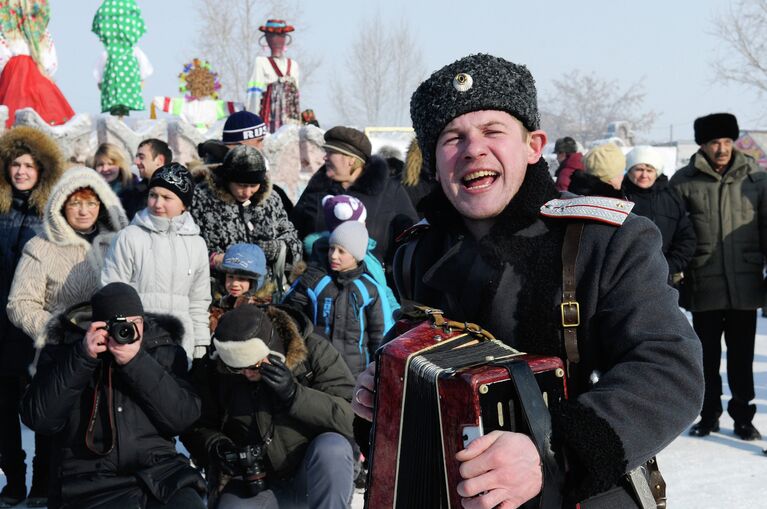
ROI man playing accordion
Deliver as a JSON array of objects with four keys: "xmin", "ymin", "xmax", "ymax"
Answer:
[{"xmin": 352, "ymin": 54, "xmax": 703, "ymax": 508}]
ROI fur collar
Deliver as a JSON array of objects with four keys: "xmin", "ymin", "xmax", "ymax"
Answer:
[
  {"xmin": 263, "ymin": 305, "xmax": 310, "ymax": 371},
  {"xmin": 308, "ymin": 156, "xmax": 390, "ymax": 196},
  {"xmin": 42, "ymin": 167, "xmax": 128, "ymax": 247},
  {"xmin": 203, "ymin": 169, "xmax": 272, "ymax": 207},
  {"xmin": 0, "ymin": 126, "xmax": 65, "ymax": 217}
]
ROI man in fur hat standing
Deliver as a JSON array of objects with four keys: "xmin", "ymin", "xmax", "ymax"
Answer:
[
  {"xmin": 671, "ymin": 113, "xmax": 767, "ymax": 442},
  {"xmin": 352, "ymin": 54, "xmax": 703, "ymax": 508}
]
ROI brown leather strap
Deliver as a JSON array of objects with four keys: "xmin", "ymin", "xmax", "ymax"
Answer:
[{"xmin": 561, "ymin": 223, "xmax": 584, "ymax": 367}]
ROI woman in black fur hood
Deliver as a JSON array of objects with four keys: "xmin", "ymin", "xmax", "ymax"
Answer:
[{"xmin": 290, "ymin": 126, "xmax": 418, "ymax": 268}]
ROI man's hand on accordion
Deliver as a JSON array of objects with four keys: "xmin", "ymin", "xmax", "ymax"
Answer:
[
  {"xmin": 351, "ymin": 361, "xmax": 376, "ymax": 421},
  {"xmin": 455, "ymin": 430, "xmax": 542, "ymax": 509}
]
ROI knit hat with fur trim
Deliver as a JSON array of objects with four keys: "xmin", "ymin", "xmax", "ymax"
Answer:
[
  {"xmin": 218, "ymin": 144, "xmax": 268, "ymax": 185},
  {"xmin": 148, "ymin": 163, "xmax": 195, "ymax": 207},
  {"xmin": 626, "ymin": 145, "xmax": 665, "ymax": 175},
  {"xmin": 213, "ymin": 305, "xmax": 285, "ymax": 368},
  {"xmin": 322, "ymin": 194, "xmax": 367, "ymax": 231},
  {"xmin": 694, "ymin": 113, "xmax": 739, "ymax": 145},
  {"xmin": 584, "ymin": 143, "xmax": 626, "ymax": 184},
  {"xmin": 323, "ymin": 126, "xmax": 371, "ymax": 163},
  {"xmin": 410, "ymin": 53, "xmax": 540, "ymax": 174},
  {"xmin": 329, "ymin": 220, "xmax": 369, "ymax": 262}
]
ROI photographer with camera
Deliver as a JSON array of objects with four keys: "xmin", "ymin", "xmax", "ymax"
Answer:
[
  {"xmin": 181, "ymin": 304, "xmax": 356, "ymax": 509},
  {"xmin": 20, "ymin": 282, "xmax": 206, "ymax": 509}
]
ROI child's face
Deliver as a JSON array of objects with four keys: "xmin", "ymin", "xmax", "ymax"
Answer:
[
  {"xmin": 329, "ymin": 244, "xmax": 358, "ymax": 272},
  {"xmin": 225, "ymin": 274, "xmax": 253, "ymax": 297}
]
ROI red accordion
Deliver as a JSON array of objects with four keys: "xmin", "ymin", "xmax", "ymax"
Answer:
[{"xmin": 365, "ymin": 312, "xmax": 568, "ymax": 509}]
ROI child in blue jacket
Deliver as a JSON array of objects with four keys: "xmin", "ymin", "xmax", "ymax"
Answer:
[{"xmin": 286, "ymin": 221, "xmax": 393, "ymax": 377}]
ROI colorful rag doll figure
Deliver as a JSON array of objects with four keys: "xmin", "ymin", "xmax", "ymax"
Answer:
[
  {"xmin": 91, "ymin": 0, "xmax": 147, "ymax": 116},
  {"xmin": 0, "ymin": 0, "xmax": 74, "ymax": 128},
  {"xmin": 151, "ymin": 58, "xmax": 244, "ymax": 131},
  {"xmin": 245, "ymin": 19, "xmax": 300, "ymax": 132}
]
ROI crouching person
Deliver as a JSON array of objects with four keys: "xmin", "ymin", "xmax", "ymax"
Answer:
[
  {"xmin": 20, "ymin": 283, "xmax": 206, "ymax": 509},
  {"xmin": 181, "ymin": 304, "xmax": 356, "ymax": 509}
]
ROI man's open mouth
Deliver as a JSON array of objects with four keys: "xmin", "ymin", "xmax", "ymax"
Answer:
[{"xmin": 462, "ymin": 170, "xmax": 499, "ymax": 190}]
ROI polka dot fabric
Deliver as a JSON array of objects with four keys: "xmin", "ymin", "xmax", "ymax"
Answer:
[{"xmin": 91, "ymin": 0, "xmax": 147, "ymax": 114}]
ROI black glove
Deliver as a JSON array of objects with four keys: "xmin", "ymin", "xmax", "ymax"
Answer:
[
  {"xmin": 210, "ymin": 437, "xmax": 238, "ymax": 476},
  {"xmin": 260, "ymin": 354, "xmax": 296, "ymax": 405}
]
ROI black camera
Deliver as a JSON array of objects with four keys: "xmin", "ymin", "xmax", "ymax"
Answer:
[
  {"xmin": 106, "ymin": 316, "xmax": 139, "ymax": 344},
  {"xmin": 223, "ymin": 444, "xmax": 268, "ymax": 496}
]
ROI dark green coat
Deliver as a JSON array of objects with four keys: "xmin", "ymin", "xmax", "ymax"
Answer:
[
  {"xmin": 181, "ymin": 305, "xmax": 355, "ymax": 480},
  {"xmin": 670, "ymin": 150, "xmax": 767, "ymax": 311}
]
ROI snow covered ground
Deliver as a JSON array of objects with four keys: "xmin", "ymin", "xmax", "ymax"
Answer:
[{"xmin": 4, "ymin": 313, "xmax": 767, "ymax": 508}]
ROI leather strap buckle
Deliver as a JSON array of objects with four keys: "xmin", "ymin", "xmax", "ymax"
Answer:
[{"xmin": 560, "ymin": 301, "xmax": 580, "ymax": 328}]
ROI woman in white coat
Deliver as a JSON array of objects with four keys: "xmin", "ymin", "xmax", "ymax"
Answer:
[
  {"xmin": 101, "ymin": 163, "xmax": 211, "ymax": 360},
  {"xmin": 8, "ymin": 166, "xmax": 129, "ymax": 351}
]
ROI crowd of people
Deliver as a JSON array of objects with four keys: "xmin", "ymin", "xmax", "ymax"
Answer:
[{"xmin": 0, "ymin": 51, "xmax": 762, "ymax": 509}]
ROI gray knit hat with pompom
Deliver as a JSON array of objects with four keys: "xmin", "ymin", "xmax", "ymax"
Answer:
[{"xmin": 409, "ymin": 53, "xmax": 540, "ymax": 174}]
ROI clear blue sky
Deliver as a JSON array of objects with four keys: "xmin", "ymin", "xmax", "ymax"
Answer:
[{"xmin": 49, "ymin": 0, "xmax": 759, "ymax": 142}]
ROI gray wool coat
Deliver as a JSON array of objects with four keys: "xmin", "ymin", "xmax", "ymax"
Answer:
[
  {"xmin": 670, "ymin": 149, "xmax": 767, "ymax": 311},
  {"xmin": 394, "ymin": 163, "xmax": 703, "ymax": 506}
]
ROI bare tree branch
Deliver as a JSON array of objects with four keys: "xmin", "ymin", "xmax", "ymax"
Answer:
[
  {"xmin": 330, "ymin": 15, "xmax": 426, "ymax": 127},
  {"xmin": 710, "ymin": 0, "xmax": 767, "ymax": 98},
  {"xmin": 540, "ymin": 70, "xmax": 657, "ymax": 143}
]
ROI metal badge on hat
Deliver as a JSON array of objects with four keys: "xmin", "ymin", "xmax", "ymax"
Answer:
[{"xmin": 453, "ymin": 73, "xmax": 473, "ymax": 92}]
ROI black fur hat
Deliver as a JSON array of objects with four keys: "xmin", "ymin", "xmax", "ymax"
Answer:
[
  {"xmin": 410, "ymin": 53, "xmax": 540, "ymax": 174},
  {"xmin": 694, "ymin": 113, "xmax": 740, "ymax": 145},
  {"xmin": 218, "ymin": 144, "xmax": 268, "ymax": 184}
]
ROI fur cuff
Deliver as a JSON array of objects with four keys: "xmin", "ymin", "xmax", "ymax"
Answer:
[{"xmin": 551, "ymin": 399, "xmax": 627, "ymax": 501}]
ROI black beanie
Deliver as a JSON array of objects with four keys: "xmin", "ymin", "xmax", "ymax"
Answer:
[
  {"xmin": 218, "ymin": 144, "xmax": 268, "ymax": 185},
  {"xmin": 148, "ymin": 163, "xmax": 195, "ymax": 207},
  {"xmin": 694, "ymin": 113, "xmax": 740, "ymax": 145},
  {"xmin": 91, "ymin": 282, "xmax": 144, "ymax": 321},
  {"xmin": 410, "ymin": 53, "xmax": 540, "ymax": 174}
]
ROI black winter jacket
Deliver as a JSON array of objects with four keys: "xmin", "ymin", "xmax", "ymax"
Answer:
[
  {"xmin": 622, "ymin": 175, "xmax": 696, "ymax": 276},
  {"xmin": 0, "ymin": 192, "xmax": 43, "ymax": 375},
  {"xmin": 291, "ymin": 156, "xmax": 418, "ymax": 267},
  {"xmin": 568, "ymin": 170, "xmax": 623, "ymax": 198},
  {"xmin": 284, "ymin": 262, "xmax": 387, "ymax": 377},
  {"xmin": 181, "ymin": 305, "xmax": 355, "ymax": 481},
  {"xmin": 21, "ymin": 308, "xmax": 205, "ymax": 508},
  {"xmin": 394, "ymin": 162, "xmax": 703, "ymax": 507}
]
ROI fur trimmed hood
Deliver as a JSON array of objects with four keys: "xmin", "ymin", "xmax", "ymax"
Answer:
[
  {"xmin": 307, "ymin": 155, "xmax": 390, "ymax": 197},
  {"xmin": 0, "ymin": 126, "xmax": 65, "ymax": 217},
  {"xmin": 262, "ymin": 305, "xmax": 310, "ymax": 371},
  {"xmin": 211, "ymin": 304, "xmax": 311, "ymax": 372},
  {"xmin": 42, "ymin": 166, "xmax": 129, "ymax": 247},
  {"xmin": 203, "ymin": 166, "xmax": 273, "ymax": 208}
]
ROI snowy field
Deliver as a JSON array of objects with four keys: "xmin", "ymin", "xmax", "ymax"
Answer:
[{"xmin": 4, "ymin": 312, "xmax": 767, "ymax": 508}]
